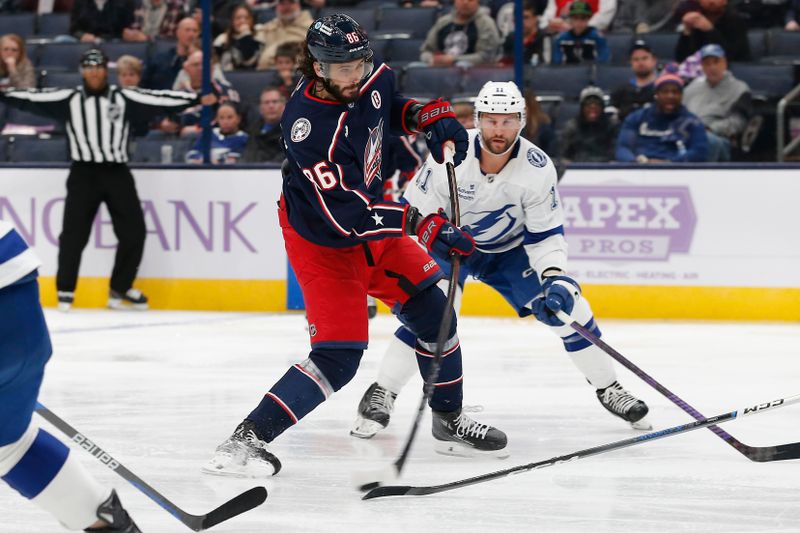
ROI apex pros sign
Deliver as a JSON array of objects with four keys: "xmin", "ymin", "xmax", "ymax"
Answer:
[{"xmin": 559, "ymin": 186, "xmax": 696, "ymax": 261}]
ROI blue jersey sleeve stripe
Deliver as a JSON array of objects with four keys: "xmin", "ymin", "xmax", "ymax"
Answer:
[
  {"xmin": 0, "ymin": 228, "xmax": 29, "ymax": 264},
  {"xmin": 523, "ymin": 225, "xmax": 564, "ymax": 245},
  {"xmin": 2, "ymin": 429, "xmax": 69, "ymax": 499}
]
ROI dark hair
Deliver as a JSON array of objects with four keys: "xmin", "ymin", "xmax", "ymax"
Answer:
[
  {"xmin": 224, "ymin": 4, "xmax": 255, "ymax": 48},
  {"xmin": 522, "ymin": 1, "xmax": 538, "ymax": 15},
  {"xmin": 523, "ymin": 89, "xmax": 550, "ymax": 139},
  {"xmin": 218, "ymin": 101, "xmax": 241, "ymax": 117},
  {"xmin": 297, "ymin": 41, "xmax": 318, "ymax": 80},
  {"xmin": 261, "ymin": 86, "xmax": 286, "ymax": 100},
  {"xmin": 275, "ymin": 41, "xmax": 301, "ymax": 61}
]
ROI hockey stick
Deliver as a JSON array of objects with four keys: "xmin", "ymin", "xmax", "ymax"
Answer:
[
  {"xmin": 362, "ymin": 391, "xmax": 800, "ymax": 499},
  {"xmin": 34, "ymin": 402, "xmax": 267, "ymax": 531},
  {"xmin": 355, "ymin": 150, "xmax": 461, "ymax": 491},
  {"xmin": 555, "ymin": 310, "xmax": 800, "ymax": 462}
]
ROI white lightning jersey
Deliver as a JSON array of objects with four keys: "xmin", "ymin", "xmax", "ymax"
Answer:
[
  {"xmin": 404, "ymin": 130, "xmax": 567, "ymax": 278},
  {"xmin": 0, "ymin": 220, "xmax": 40, "ymax": 290}
]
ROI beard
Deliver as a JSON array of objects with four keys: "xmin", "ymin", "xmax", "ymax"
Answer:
[
  {"xmin": 485, "ymin": 136, "xmax": 515, "ymax": 155},
  {"xmin": 321, "ymin": 78, "xmax": 361, "ymax": 104}
]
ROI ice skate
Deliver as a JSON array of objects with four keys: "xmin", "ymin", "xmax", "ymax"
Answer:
[
  {"xmin": 367, "ymin": 296, "xmax": 378, "ymax": 319},
  {"xmin": 202, "ymin": 420, "xmax": 282, "ymax": 478},
  {"xmin": 432, "ymin": 408, "xmax": 509, "ymax": 458},
  {"xmin": 57, "ymin": 291, "xmax": 74, "ymax": 312},
  {"xmin": 108, "ymin": 288, "xmax": 149, "ymax": 311},
  {"xmin": 350, "ymin": 382, "xmax": 396, "ymax": 439},
  {"xmin": 596, "ymin": 381, "xmax": 651, "ymax": 430},
  {"xmin": 84, "ymin": 490, "xmax": 141, "ymax": 532}
]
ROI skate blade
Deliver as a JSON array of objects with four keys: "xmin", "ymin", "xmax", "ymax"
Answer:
[
  {"xmin": 200, "ymin": 459, "xmax": 276, "ymax": 478},
  {"xmin": 350, "ymin": 417, "xmax": 385, "ymax": 439},
  {"xmin": 630, "ymin": 417, "xmax": 653, "ymax": 431},
  {"xmin": 108, "ymin": 300, "xmax": 149, "ymax": 311},
  {"xmin": 433, "ymin": 440, "xmax": 510, "ymax": 459}
]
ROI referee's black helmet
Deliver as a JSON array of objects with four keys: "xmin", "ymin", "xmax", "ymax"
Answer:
[
  {"xmin": 80, "ymin": 48, "xmax": 108, "ymax": 68},
  {"xmin": 306, "ymin": 14, "xmax": 372, "ymax": 63}
]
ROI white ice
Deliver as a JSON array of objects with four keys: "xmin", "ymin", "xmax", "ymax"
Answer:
[{"xmin": 1, "ymin": 310, "xmax": 799, "ymax": 533}]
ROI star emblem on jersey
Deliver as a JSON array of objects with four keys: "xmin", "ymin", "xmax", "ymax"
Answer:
[
  {"xmin": 371, "ymin": 212, "xmax": 384, "ymax": 226},
  {"xmin": 291, "ymin": 118, "xmax": 311, "ymax": 142}
]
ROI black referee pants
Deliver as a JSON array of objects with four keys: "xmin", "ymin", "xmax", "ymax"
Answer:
[{"xmin": 56, "ymin": 162, "xmax": 146, "ymax": 295}]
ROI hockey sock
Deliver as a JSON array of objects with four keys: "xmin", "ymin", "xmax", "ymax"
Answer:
[
  {"xmin": 375, "ymin": 327, "xmax": 418, "ymax": 394},
  {"xmin": 0, "ymin": 424, "xmax": 110, "ymax": 530},
  {"xmin": 248, "ymin": 349, "xmax": 362, "ymax": 441}
]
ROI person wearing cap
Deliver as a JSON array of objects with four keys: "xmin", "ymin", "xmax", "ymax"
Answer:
[
  {"xmin": 675, "ymin": 0, "xmax": 750, "ymax": 63},
  {"xmin": 255, "ymin": 0, "xmax": 314, "ymax": 70},
  {"xmin": 539, "ymin": 0, "xmax": 618, "ymax": 33},
  {"xmin": 682, "ymin": 43, "xmax": 752, "ymax": 162},
  {"xmin": 615, "ymin": 70, "xmax": 709, "ymax": 163},
  {"xmin": 0, "ymin": 49, "xmax": 215, "ymax": 311},
  {"xmin": 610, "ymin": 39, "xmax": 658, "ymax": 121},
  {"xmin": 420, "ymin": 0, "xmax": 502, "ymax": 67},
  {"xmin": 499, "ymin": 1, "xmax": 546, "ymax": 67},
  {"xmin": 551, "ymin": 1, "xmax": 610, "ymax": 65},
  {"xmin": 561, "ymin": 85, "xmax": 618, "ymax": 163}
]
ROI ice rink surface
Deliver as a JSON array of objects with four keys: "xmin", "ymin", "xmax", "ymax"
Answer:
[{"xmin": 2, "ymin": 309, "xmax": 799, "ymax": 533}]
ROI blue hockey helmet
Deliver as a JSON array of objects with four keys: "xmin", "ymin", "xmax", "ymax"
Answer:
[{"xmin": 306, "ymin": 14, "xmax": 372, "ymax": 65}]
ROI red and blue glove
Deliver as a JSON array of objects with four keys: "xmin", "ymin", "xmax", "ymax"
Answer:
[
  {"xmin": 531, "ymin": 275, "xmax": 581, "ymax": 326},
  {"xmin": 417, "ymin": 99, "xmax": 469, "ymax": 166},
  {"xmin": 416, "ymin": 208, "xmax": 475, "ymax": 260}
]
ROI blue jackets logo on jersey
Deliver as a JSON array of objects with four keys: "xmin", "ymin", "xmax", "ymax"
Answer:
[
  {"xmin": 363, "ymin": 118, "xmax": 384, "ymax": 187},
  {"xmin": 291, "ymin": 118, "xmax": 312, "ymax": 142}
]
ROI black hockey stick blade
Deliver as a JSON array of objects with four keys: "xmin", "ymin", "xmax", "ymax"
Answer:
[
  {"xmin": 35, "ymin": 402, "xmax": 268, "ymax": 530},
  {"xmin": 556, "ymin": 311, "xmax": 800, "ymax": 463},
  {"xmin": 362, "ymin": 392, "xmax": 800, "ymax": 499}
]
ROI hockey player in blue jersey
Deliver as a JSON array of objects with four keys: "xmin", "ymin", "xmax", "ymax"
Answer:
[
  {"xmin": 351, "ymin": 81, "xmax": 652, "ymax": 439},
  {"xmin": 204, "ymin": 14, "xmax": 508, "ymax": 477},
  {"xmin": 0, "ymin": 221, "xmax": 140, "ymax": 532}
]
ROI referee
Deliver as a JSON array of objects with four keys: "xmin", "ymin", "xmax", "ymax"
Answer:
[{"xmin": 0, "ymin": 49, "xmax": 215, "ymax": 311}]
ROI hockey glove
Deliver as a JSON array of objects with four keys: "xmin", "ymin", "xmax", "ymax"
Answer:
[
  {"xmin": 416, "ymin": 209, "xmax": 475, "ymax": 260},
  {"xmin": 417, "ymin": 99, "xmax": 469, "ymax": 166},
  {"xmin": 531, "ymin": 275, "xmax": 581, "ymax": 327}
]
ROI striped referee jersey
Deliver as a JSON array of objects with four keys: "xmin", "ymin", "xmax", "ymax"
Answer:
[{"xmin": 0, "ymin": 85, "xmax": 198, "ymax": 163}]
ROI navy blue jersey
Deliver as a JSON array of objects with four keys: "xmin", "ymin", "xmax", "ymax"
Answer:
[{"xmin": 281, "ymin": 63, "xmax": 418, "ymax": 248}]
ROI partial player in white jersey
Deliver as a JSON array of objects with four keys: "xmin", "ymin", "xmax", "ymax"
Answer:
[
  {"xmin": 351, "ymin": 82, "xmax": 651, "ymax": 442},
  {"xmin": 0, "ymin": 221, "xmax": 140, "ymax": 531}
]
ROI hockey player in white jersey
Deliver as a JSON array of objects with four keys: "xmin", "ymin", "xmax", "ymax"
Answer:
[{"xmin": 351, "ymin": 81, "xmax": 651, "ymax": 441}]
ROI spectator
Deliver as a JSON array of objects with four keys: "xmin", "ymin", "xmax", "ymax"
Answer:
[
  {"xmin": 186, "ymin": 102, "xmax": 248, "ymax": 164},
  {"xmin": 616, "ymin": 71, "xmax": 708, "ymax": 163},
  {"xmin": 499, "ymin": 1, "xmax": 545, "ymax": 66},
  {"xmin": 453, "ymin": 100, "xmax": 475, "ymax": 129},
  {"xmin": 420, "ymin": 0, "xmax": 502, "ymax": 67},
  {"xmin": 130, "ymin": 0, "xmax": 189, "ymax": 40},
  {"xmin": 610, "ymin": 39, "xmax": 658, "ymax": 121},
  {"xmin": 561, "ymin": 86, "xmax": 617, "ymax": 162},
  {"xmin": 400, "ymin": 0, "xmax": 443, "ymax": 7},
  {"xmin": 735, "ymin": 0, "xmax": 790, "ymax": 28},
  {"xmin": 522, "ymin": 89, "xmax": 558, "ymax": 157},
  {"xmin": 551, "ymin": 1, "xmax": 610, "ymax": 65},
  {"xmin": 273, "ymin": 41, "xmax": 301, "ymax": 99},
  {"xmin": 142, "ymin": 16, "xmax": 199, "ymax": 89},
  {"xmin": 787, "ymin": 0, "xmax": 800, "ymax": 29},
  {"xmin": 682, "ymin": 44, "xmax": 751, "ymax": 161},
  {"xmin": 0, "ymin": 34, "xmax": 35, "ymax": 89},
  {"xmin": 242, "ymin": 87, "xmax": 285, "ymax": 163},
  {"xmin": 540, "ymin": 0, "xmax": 618, "ymax": 32},
  {"xmin": 116, "ymin": 55, "xmax": 142, "ymax": 88},
  {"xmin": 214, "ymin": 4, "xmax": 264, "ymax": 71},
  {"xmin": 613, "ymin": 0, "xmax": 675, "ymax": 33},
  {"xmin": 170, "ymin": 49, "xmax": 238, "ymax": 136},
  {"xmin": 70, "ymin": 0, "xmax": 138, "ymax": 43},
  {"xmin": 675, "ymin": 0, "xmax": 750, "ymax": 62},
  {"xmin": 255, "ymin": 0, "xmax": 313, "ymax": 70}
]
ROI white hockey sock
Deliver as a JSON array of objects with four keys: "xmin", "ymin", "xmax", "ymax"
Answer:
[
  {"xmin": 0, "ymin": 424, "xmax": 110, "ymax": 530},
  {"xmin": 376, "ymin": 332, "xmax": 418, "ymax": 394},
  {"xmin": 567, "ymin": 344, "xmax": 616, "ymax": 389}
]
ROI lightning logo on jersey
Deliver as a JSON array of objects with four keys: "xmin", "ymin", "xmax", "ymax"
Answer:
[
  {"xmin": 363, "ymin": 118, "xmax": 384, "ymax": 187},
  {"xmin": 464, "ymin": 204, "xmax": 518, "ymax": 248}
]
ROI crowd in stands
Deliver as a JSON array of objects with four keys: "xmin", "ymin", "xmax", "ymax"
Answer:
[{"xmin": 0, "ymin": 0, "xmax": 798, "ymax": 166}]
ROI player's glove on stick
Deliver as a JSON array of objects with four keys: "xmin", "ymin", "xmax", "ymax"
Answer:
[
  {"xmin": 417, "ymin": 99, "xmax": 469, "ymax": 166},
  {"xmin": 532, "ymin": 275, "xmax": 581, "ymax": 326},
  {"xmin": 415, "ymin": 208, "xmax": 475, "ymax": 260}
]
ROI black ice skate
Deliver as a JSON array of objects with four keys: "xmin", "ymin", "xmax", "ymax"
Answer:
[
  {"xmin": 596, "ymin": 381, "xmax": 652, "ymax": 430},
  {"xmin": 432, "ymin": 408, "xmax": 509, "ymax": 458},
  {"xmin": 367, "ymin": 296, "xmax": 378, "ymax": 319},
  {"xmin": 84, "ymin": 490, "xmax": 141, "ymax": 533},
  {"xmin": 202, "ymin": 420, "xmax": 282, "ymax": 478},
  {"xmin": 108, "ymin": 288, "xmax": 149, "ymax": 311},
  {"xmin": 350, "ymin": 382, "xmax": 397, "ymax": 439},
  {"xmin": 57, "ymin": 290, "xmax": 74, "ymax": 312}
]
